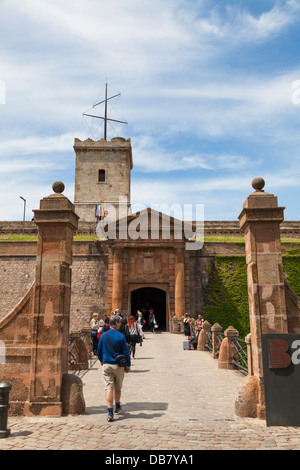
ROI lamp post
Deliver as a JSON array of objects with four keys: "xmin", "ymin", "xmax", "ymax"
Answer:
[{"xmin": 19, "ymin": 196, "xmax": 26, "ymax": 235}]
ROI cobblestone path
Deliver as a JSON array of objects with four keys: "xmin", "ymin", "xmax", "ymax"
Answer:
[{"xmin": 1, "ymin": 332, "xmax": 300, "ymax": 451}]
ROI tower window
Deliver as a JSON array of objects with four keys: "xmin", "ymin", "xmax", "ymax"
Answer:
[{"xmin": 98, "ymin": 169, "xmax": 106, "ymax": 183}]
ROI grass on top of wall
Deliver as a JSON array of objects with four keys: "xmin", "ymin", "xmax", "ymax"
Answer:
[
  {"xmin": 1, "ymin": 232, "xmax": 300, "ymax": 244},
  {"xmin": 0, "ymin": 234, "xmax": 102, "ymax": 241}
]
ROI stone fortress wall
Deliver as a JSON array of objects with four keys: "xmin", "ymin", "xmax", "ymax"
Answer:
[
  {"xmin": 1, "ymin": 220, "xmax": 300, "ymax": 332},
  {"xmin": 1, "ymin": 219, "xmax": 300, "ymax": 237}
]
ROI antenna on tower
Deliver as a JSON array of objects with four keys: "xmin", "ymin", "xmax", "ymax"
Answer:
[{"xmin": 83, "ymin": 83, "xmax": 128, "ymax": 140}]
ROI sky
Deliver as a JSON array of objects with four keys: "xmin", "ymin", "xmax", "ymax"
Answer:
[{"xmin": 0, "ymin": 0, "xmax": 300, "ymax": 221}]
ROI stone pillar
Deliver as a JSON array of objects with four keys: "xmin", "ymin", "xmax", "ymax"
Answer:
[
  {"xmin": 218, "ymin": 326, "xmax": 239, "ymax": 370},
  {"xmin": 211, "ymin": 323, "xmax": 223, "ymax": 359},
  {"xmin": 197, "ymin": 321, "xmax": 211, "ymax": 351},
  {"xmin": 175, "ymin": 249, "xmax": 185, "ymax": 320},
  {"xmin": 172, "ymin": 315, "xmax": 180, "ymax": 334},
  {"xmin": 179, "ymin": 316, "xmax": 184, "ymax": 333},
  {"xmin": 112, "ymin": 248, "xmax": 123, "ymax": 311},
  {"xmin": 24, "ymin": 182, "xmax": 79, "ymax": 416},
  {"xmin": 236, "ymin": 177, "xmax": 287, "ymax": 419}
]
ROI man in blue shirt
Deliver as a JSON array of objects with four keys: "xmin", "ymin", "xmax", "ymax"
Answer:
[{"xmin": 97, "ymin": 315, "xmax": 131, "ymax": 422}]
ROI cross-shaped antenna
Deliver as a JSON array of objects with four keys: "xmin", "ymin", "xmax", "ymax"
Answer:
[{"xmin": 83, "ymin": 83, "xmax": 128, "ymax": 140}]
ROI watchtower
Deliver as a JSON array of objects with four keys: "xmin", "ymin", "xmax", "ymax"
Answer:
[{"xmin": 73, "ymin": 136, "xmax": 133, "ymax": 222}]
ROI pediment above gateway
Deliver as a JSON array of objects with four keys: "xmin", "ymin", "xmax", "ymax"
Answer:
[
  {"xmin": 99, "ymin": 207, "xmax": 202, "ymax": 248},
  {"xmin": 103, "ymin": 207, "xmax": 188, "ymax": 242}
]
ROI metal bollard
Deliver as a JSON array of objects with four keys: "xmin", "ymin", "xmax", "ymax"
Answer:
[{"xmin": 0, "ymin": 383, "xmax": 11, "ymax": 438}]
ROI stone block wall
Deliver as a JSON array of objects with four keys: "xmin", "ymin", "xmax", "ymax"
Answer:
[
  {"xmin": 0, "ymin": 241, "xmax": 108, "ymax": 332},
  {"xmin": 0, "ymin": 256, "xmax": 36, "ymax": 318},
  {"xmin": 70, "ymin": 255, "xmax": 108, "ymax": 330},
  {"xmin": 73, "ymin": 137, "xmax": 132, "ymax": 222},
  {"xmin": 2, "ymin": 220, "xmax": 300, "ymax": 237},
  {"xmin": 0, "ymin": 238, "xmax": 299, "ymax": 335},
  {"xmin": 0, "ymin": 283, "xmax": 35, "ymax": 415}
]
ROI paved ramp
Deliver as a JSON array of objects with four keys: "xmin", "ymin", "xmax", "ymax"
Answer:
[
  {"xmin": 83, "ymin": 331, "xmax": 242, "ymax": 425},
  {"xmin": 2, "ymin": 332, "xmax": 300, "ymax": 450}
]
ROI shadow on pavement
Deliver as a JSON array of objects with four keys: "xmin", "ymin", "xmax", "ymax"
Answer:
[{"xmin": 86, "ymin": 401, "xmax": 168, "ymax": 420}]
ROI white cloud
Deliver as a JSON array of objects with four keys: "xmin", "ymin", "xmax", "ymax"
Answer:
[
  {"xmin": 5, "ymin": 0, "xmax": 297, "ymax": 88},
  {"xmin": 131, "ymin": 167, "xmax": 300, "ymax": 220},
  {"xmin": 132, "ymin": 135, "xmax": 253, "ymax": 172},
  {"xmin": 2, "ymin": 0, "xmax": 299, "ymax": 144},
  {"xmin": 0, "ymin": 132, "xmax": 76, "ymax": 157},
  {"xmin": 210, "ymin": 0, "xmax": 300, "ymax": 44},
  {"xmin": 0, "ymin": 179, "xmax": 74, "ymax": 221},
  {"xmin": 0, "ymin": 0, "xmax": 300, "ymax": 222}
]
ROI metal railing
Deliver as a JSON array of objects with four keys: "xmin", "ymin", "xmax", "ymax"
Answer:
[
  {"xmin": 204, "ymin": 329, "xmax": 213, "ymax": 352},
  {"xmin": 231, "ymin": 338, "xmax": 248, "ymax": 375},
  {"xmin": 68, "ymin": 330, "xmax": 95, "ymax": 376},
  {"xmin": 215, "ymin": 332, "xmax": 224, "ymax": 358},
  {"xmin": 68, "ymin": 340, "xmax": 78, "ymax": 370},
  {"xmin": 184, "ymin": 319, "xmax": 249, "ymax": 375}
]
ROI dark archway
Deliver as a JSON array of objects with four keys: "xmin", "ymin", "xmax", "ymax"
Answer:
[{"xmin": 131, "ymin": 287, "xmax": 167, "ymax": 331}]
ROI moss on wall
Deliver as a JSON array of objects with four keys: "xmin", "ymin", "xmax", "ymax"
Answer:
[
  {"xmin": 203, "ymin": 256, "xmax": 250, "ymax": 339},
  {"xmin": 283, "ymin": 256, "xmax": 300, "ymax": 297},
  {"xmin": 203, "ymin": 254, "xmax": 300, "ymax": 340}
]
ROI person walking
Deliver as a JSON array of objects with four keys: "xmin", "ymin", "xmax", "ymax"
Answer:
[
  {"xmin": 127, "ymin": 316, "xmax": 143, "ymax": 359},
  {"xmin": 137, "ymin": 310, "xmax": 145, "ymax": 339},
  {"xmin": 119, "ymin": 316, "xmax": 130, "ymax": 344},
  {"xmin": 97, "ymin": 315, "xmax": 131, "ymax": 422},
  {"xmin": 100, "ymin": 316, "xmax": 110, "ymax": 335},
  {"xmin": 90, "ymin": 312, "xmax": 99, "ymax": 355},
  {"xmin": 149, "ymin": 309, "xmax": 156, "ymax": 333}
]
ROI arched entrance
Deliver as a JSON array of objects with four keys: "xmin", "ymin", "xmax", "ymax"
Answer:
[{"xmin": 131, "ymin": 287, "xmax": 167, "ymax": 331}]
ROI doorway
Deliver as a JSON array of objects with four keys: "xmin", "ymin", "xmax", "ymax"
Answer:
[{"xmin": 131, "ymin": 287, "xmax": 167, "ymax": 331}]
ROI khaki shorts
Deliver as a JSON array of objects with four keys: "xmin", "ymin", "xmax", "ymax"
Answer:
[{"xmin": 102, "ymin": 364, "xmax": 125, "ymax": 390}]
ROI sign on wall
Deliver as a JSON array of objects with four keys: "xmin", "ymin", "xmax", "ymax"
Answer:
[{"xmin": 262, "ymin": 333, "xmax": 300, "ymax": 426}]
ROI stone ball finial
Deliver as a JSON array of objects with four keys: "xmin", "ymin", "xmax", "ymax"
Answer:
[
  {"xmin": 52, "ymin": 181, "xmax": 65, "ymax": 194},
  {"xmin": 252, "ymin": 177, "xmax": 265, "ymax": 191}
]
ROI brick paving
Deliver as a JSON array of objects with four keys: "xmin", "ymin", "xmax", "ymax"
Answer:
[{"xmin": 1, "ymin": 332, "xmax": 300, "ymax": 451}]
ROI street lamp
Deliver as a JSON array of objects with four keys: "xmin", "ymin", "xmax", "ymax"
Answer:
[{"xmin": 19, "ymin": 196, "xmax": 26, "ymax": 235}]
